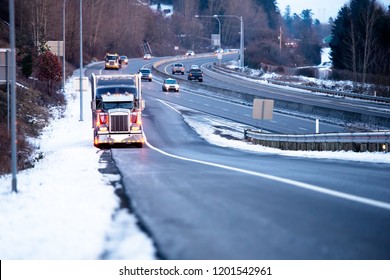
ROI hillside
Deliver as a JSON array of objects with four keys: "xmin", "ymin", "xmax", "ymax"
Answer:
[{"xmin": 0, "ymin": 18, "xmax": 66, "ymax": 175}]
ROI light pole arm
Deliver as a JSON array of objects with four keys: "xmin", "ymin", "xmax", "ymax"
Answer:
[
  {"xmin": 195, "ymin": 15, "xmax": 221, "ymax": 48},
  {"xmin": 214, "ymin": 16, "xmax": 221, "ymax": 48}
]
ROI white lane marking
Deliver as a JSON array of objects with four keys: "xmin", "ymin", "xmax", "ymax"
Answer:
[
  {"xmin": 204, "ymin": 104, "xmax": 210, "ymax": 107},
  {"xmin": 299, "ymin": 127, "xmax": 308, "ymax": 131},
  {"xmin": 145, "ymin": 99, "xmax": 390, "ymax": 212},
  {"xmin": 244, "ymin": 114, "xmax": 250, "ymax": 117}
]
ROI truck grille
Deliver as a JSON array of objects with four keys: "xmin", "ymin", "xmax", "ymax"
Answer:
[{"xmin": 110, "ymin": 114, "xmax": 129, "ymax": 132}]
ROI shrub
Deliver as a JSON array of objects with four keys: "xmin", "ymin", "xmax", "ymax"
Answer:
[{"xmin": 35, "ymin": 51, "xmax": 62, "ymax": 96}]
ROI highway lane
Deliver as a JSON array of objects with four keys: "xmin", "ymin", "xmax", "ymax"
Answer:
[
  {"xmin": 86, "ymin": 57, "xmax": 344, "ymax": 134},
  {"xmin": 151, "ymin": 57, "xmax": 346, "ymax": 134},
  {"xmin": 112, "ymin": 94, "xmax": 390, "ymax": 259},
  {"xmin": 141, "ymin": 80, "xmax": 344, "ymax": 134},
  {"xmin": 86, "ymin": 58, "xmax": 390, "ymax": 259},
  {"xmin": 156, "ymin": 55, "xmax": 390, "ymax": 126}
]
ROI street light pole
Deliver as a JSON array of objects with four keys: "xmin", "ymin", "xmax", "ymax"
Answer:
[
  {"xmin": 213, "ymin": 15, "xmax": 221, "ymax": 49},
  {"xmin": 9, "ymin": 0, "xmax": 17, "ymax": 193},
  {"xmin": 62, "ymin": 0, "xmax": 67, "ymax": 93},
  {"xmin": 79, "ymin": 0, "xmax": 83, "ymax": 121},
  {"xmin": 213, "ymin": 15, "xmax": 244, "ymax": 68},
  {"xmin": 240, "ymin": 16, "xmax": 244, "ymax": 68}
]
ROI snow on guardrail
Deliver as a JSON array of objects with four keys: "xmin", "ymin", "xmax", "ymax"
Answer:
[{"xmin": 244, "ymin": 130, "xmax": 390, "ymax": 152}]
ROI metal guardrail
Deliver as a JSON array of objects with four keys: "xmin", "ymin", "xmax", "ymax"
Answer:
[
  {"xmin": 152, "ymin": 55, "xmax": 390, "ymax": 131},
  {"xmin": 268, "ymin": 80, "xmax": 390, "ymax": 104},
  {"xmin": 244, "ymin": 130, "xmax": 390, "ymax": 152},
  {"xmin": 153, "ymin": 53, "xmax": 217, "ymax": 70},
  {"xmin": 212, "ymin": 66, "xmax": 390, "ymax": 104}
]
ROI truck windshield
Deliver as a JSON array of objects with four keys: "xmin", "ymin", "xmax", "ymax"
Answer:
[
  {"xmin": 97, "ymin": 87, "xmax": 136, "ymax": 99},
  {"xmin": 103, "ymin": 102, "xmax": 133, "ymax": 110},
  {"xmin": 106, "ymin": 55, "xmax": 117, "ymax": 60}
]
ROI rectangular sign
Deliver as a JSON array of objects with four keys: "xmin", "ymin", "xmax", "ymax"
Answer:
[
  {"xmin": 252, "ymin": 99, "xmax": 274, "ymax": 120},
  {"xmin": 73, "ymin": 77, "xmax": 89, "ymax": 92},
  {"xmin": 47, "ymin": 41, "xmax": 64, "ymax": 56},
  {"xmin": 211, "ymin": 34, "xmax": 220, "ymax": 46},
  {"xmin": 0, "ymin": 48, "xmax": 11, "ymax": 84}
]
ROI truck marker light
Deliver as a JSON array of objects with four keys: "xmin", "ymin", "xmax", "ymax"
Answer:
[{"xmin": 136, "ymin": 112, "xmax": 142, "ymax": 125}]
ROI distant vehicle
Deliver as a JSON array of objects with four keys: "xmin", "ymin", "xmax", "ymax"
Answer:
[
  {"xmin": 139, "ymin": 68, "xmax": 153, "ymax": 81},
  {"xmin": 214, "ymin": 48, "xmax": 224, "ymax": 54},
  {"xmin": 187, "ymin": 68, "xmax": 203, "ymax": 82},
  {"xmin": 190, "ymin": 65, "xmax": 200, "ymax": 70},
  {"xmin": 186, "ymin": 50, "xmax": 195, "ymax": 56},
  {"xmin": 120, "ymin": 55, "xmax": 128, "ymax": 65},
  {"xmin": 143, "ymin": 53, "xmax": 152, "ymax": 60},
  {"xmin": 172, "ymin": 63, "xmax": 185, "ymax": 75},
  {"xmin": 105, "ymin": 53, "xmax": 121, "ymax": 70},
  {"xmin": 162, "ymin": 78, "xmax": 179, "ymax": 92}
]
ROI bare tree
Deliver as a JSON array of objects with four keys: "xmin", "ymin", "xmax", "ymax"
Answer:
[
  {"xmin": 85, "ymin": 0, "xmax": 105, "ymax": 57},
  {"xmin": 15, "ymin": 0, "xmax": 51, "ymax": 48},
  {"xmin": 361, "ymin": 0, "xmax": 381, "ymax": 84},
  {"xmin": 341, "ymin": 15, "xmax": 359, "ymax": 88},
  {"xmin": 173, "ymin": 0, "xmax": 198, "ymax": 19}
]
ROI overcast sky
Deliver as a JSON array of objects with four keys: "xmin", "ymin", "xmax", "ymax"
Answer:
[{"xmin": 276, "ymin": 0, "xmax": 389, "ymax": 22}]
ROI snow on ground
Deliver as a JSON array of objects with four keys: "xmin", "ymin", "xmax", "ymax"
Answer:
[
  {"xmin": 169, "ymin": 104, "xmax": 390, "ymax": 164},
  {"xmin": 150, "ymin": 3, "xmax": 173, "ymax": 17},
  {"xmin": 320, "ymin": 47, "xmax": 331, "ymax": 64},
  {"xmin": 0, "ymin": 71, "xmax": 155, "ymax": 260}
]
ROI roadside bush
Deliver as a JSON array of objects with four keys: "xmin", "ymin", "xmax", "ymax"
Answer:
[
  {"xmin": 35, "ymin": 51, "xmax": 62, "ymax": 96},
  {"xmin": 0, "ymin": 83, "xmax": 66, "ymax": 176}
]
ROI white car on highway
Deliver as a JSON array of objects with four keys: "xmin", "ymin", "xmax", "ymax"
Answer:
[{"xmin": 162, "ymin": 78, "xmax": 179, "ymax": 92}]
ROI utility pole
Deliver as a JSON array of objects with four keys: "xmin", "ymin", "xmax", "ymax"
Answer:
[
  {"xmin": 9, "ymin": 0, "xmax": 17, "ymax": 193},
  {"xmin": 279, "ymin": 26, "xmax": 283, "ymax": 54},
  {"xmin": 79, "ymin": 0, "xmax": 83, "ymax": 121},
  {"xmin": 63, "ymin": 0, "xmax": 67, "ymax": 92}
]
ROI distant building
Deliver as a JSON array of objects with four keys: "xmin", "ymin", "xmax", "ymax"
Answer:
[{"xmin": 284, "ymin": 39, "xmax": 299, "ymax": 48}]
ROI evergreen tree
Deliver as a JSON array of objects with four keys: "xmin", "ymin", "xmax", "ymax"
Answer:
[{"xmin": 330, "ymin": 0, "xmax": 390, "ymax": 82}]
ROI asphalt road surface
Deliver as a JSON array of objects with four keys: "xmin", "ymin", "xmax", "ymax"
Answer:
[{"xmin": 86, "ymin": 56, "xmax": 390, "ymax": 259}]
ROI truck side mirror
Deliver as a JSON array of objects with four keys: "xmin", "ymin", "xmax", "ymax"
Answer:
[{"xmin": 91, "ymin": 101, "xmax": 96, "ymax": 110}]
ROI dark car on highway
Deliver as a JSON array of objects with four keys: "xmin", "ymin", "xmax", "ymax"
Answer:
[{"xmin": 187, "ymin": 68, "xmax": 203, "ymax": 82}]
